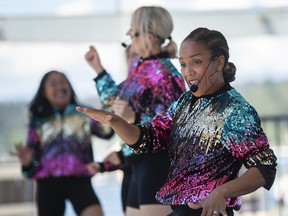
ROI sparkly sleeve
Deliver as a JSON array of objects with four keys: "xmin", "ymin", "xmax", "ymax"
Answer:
[
  {"xmin": 129, "ymin": 101, "xmax": 177, "ymax": 154},
  {"xmin": 98, "ymin": 161, "xmax": 120, "ymax": 172},
  {"xmin": 221, "ymin": 104, "xmax": 277, "ymax": 188},
  {"xmin": 93, "ymin": 70, "xmax": 117, "ymax": 107},
  {"xmin": 22, "ymin": 124, "xmax": 41, "ymax": 178},
  {"xmin": 138, "ymin": 67, "xmax": 185, "ymax": 125}
]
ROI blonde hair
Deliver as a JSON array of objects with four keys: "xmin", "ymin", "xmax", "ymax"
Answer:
[{"xmin": 131, "ymin": 6, "xmax": 177, "ymax": 58}]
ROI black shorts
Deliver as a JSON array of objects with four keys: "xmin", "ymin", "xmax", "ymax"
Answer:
[
  {"xmin": 36, "ymin": 176, "xmax": 101, "ymax": 216},
  {"xmin": 126, "ymin": 151, "xmax": 170, "ymax": 208},
  {"xmin": 121, "ymin": 170, "xmax": 132, "ymax": 212}
]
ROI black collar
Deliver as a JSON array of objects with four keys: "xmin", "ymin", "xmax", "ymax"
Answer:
[
  {"xmin": 195, "ymin": 83, "xmax": 232, "ymax": 99},
  {"xmin": 141, "ymin": 51, "xmax": 170, "ymax": 61},
  {"xmin": 136, "ymin": 52, "xmax": 169, "ymax": 69}
]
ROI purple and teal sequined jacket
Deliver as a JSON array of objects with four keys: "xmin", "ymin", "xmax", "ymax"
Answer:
[
  {"xmin": 130, "ymin": 84, "xmax": 277, "ymax": 209},
  {"xmin": 24, "ymin": 104, "xmax": 113, "ymax": 180},
  {"xmin": 94, "ymin": 53, "xmax": 186, "ymax": 157}
]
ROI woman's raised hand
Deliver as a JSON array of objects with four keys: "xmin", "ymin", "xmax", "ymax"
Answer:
[{"xmin": 85, "ymin": 46, "xmax": 104, "ymax": 74}]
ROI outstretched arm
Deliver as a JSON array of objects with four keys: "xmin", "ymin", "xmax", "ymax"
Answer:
[{"xmin": 76, "ymin": 106, "xmax": 140, "ymax": 145}]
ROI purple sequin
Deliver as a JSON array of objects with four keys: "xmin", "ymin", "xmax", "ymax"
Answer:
[
  {"xmin": 26, "ymin": 105, "xmax": 106, "ymax": 180},
  {"xmin": 131, "ymin": 87, "xmax": 277, "ymax": 210}
]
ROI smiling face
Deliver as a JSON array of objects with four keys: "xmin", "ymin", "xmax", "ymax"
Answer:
[
  {"xmin": 179, "ymin": 40, "xmax": 225, "ymax": 97},
  {"xmin": 43, "ymin": 72, "xmax": 72, "ymax": 110}
]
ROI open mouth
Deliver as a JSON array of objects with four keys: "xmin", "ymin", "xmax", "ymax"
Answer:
[
  {"xmin": 55, "ymin": 89, "xmax": 68, "ymax": 99},
  {"xmin": 188, "ymin": 79, "xmax": 199, "ymax": 87}
]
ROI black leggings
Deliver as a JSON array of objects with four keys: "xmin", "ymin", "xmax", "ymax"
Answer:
[
  {"xmin": 37, "ymin": 177, "xmax": 101, "ymax": 216},
  {"xmin": 168, "ymin": 205, "xmax": 234, "ymax": 216}
]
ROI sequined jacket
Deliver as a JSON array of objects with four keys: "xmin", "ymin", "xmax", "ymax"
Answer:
[
  {"xmin": 23, "ymin": 104, "xmax": 113, "ymax": 180},
  {"xmin": 130, "ymin": 84, "xmax": 277, "ymax": 209},
  {"xmin": 94, "ymin": 53, "xmax": 186, "ymax": 158}
]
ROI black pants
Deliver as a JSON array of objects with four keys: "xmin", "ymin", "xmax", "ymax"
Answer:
[
  {"xmin": 37, "ymin": 177, "xmax": 101, "ymax": 216},
  {"xmin": 168, "ymin": 205, "xmax": 234, "ymax": 216}
]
